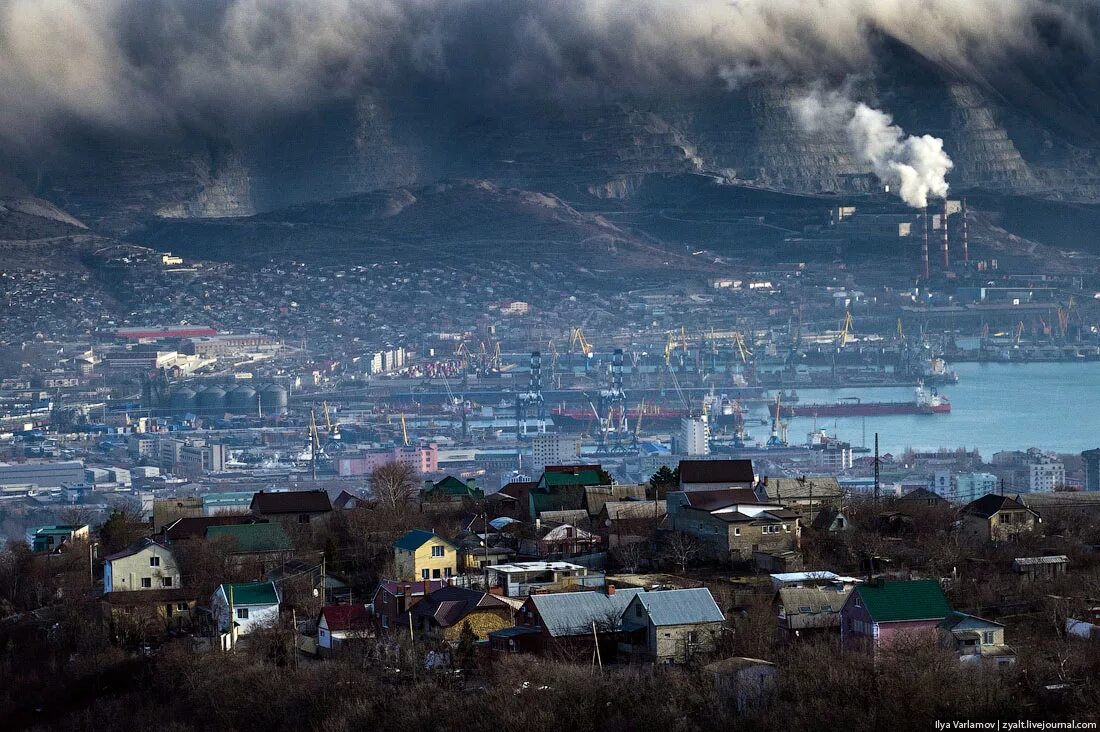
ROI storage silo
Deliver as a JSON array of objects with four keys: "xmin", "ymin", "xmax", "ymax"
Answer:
[
  {"xmin": 258, "ymin": 384, "xmax": 288, "ymax": 415},
  {"xmin": 168, "ymin": 386, "xmax": 197, "ymax": 416},
  {"xmin": 226, "ymin": 385, "xmax": 257, "ymax": 415},
  {"xmin": 197, "ymin": 385, "xmax": 226, "ymax": 416}
]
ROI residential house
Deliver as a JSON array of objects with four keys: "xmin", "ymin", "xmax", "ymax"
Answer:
[
  {"xmin": 490, "ymin": 586, "xmax": 644, "ymax": 657},
  {"xmin": 757, "ymin": 476, "xmax": 844, "ymax": 524},
  {"xmin": 529, "ymin": 466, "xmax": 607, "ymax": 518},
  {"xmin": 704, "ymin": 657, "xmax": 779, "ymax": 712},
  {"xmin": 840, "ymin": 579, "xmax": 951, "ymax": 649},
  {"xmin": 939, "ymin": 611, "xmax": 1016, "ymax": 669},
  {"xmin": 776, "ymin": 585, "xmax": 853, "ymax": 641},
  {"xmin": 393, "ymin": 529, "xmax": 458, "ymax": 581},
  {"xmin": 409, "ymin": 585, "xmax": 512, "ymax": 641},
  {"xmin": 421, "ymin": 475, "xmax": 485, "ymax": 504},
  {"xmin": 212, "ymin": 581, "xmax": 281, "ymax": 649},
  {"xmin": 666, "ymin": 488, "xmax": 762, "ymax": 521},
  {"xmin": 491, "ymin": 480, "xmax": 535, "ymax": 520},
  {"xmin": 104, "ymin": 539, "xmax": 182, "ymax": 593},
  {"xmin": 250, "ymin": 489, "xmax": 333, "ymax": 525},
  {"xmin": 959, "ymin": 494, "xmax": 1042, "ymax": 543},
  {"xmin": 25, "ymin": 524, "xmax": 90, "ymax": 553},
  {"xmin": 161, "ymin": 515, "xmax": 260, "ymax": 543},
  {"xmin": 205, "ymin": 522, "xmax": 294, "ymax": 574},
  {"xmin": 317, "ymin": 604, "xmax": 373, "ymax": 653},
  {"xmin": 371, "ymin": 579, "xmax": 448, "ymax": 632},
  {"xmin": 619, "ymin": 588, "xmax": 725, "ymax": 663},
  {"xmin": 899, "ymin": 487, "xmax": 950, "ymax": 507},
  {"xmin": 810, "ymin": 507, "xmax": 850, "ymax": 533},
  {"xmin": 1012, "ymin": 555, "xmax": 1069, "ymax": 581},
  {"xmin": 100, "ymin": 588, "xmax": 199, "ymax": 638},
  {"xmin": 333, "ymin": 490, "xmax": 369, "ymax": 510},
  {"xmin": 678, "ymin": 459, "xmax": 755, "ymax": 492},
  {"xmin": 584, "ymin": 483, "xmax": 648, "ymax": 518},
  {"xmin": 598, "ymin": 500, "xmax": 666, "ymax": 549},
  {"xmin": 518, "ymin": 522, "xmax": 602, "ymax": 559},
  {"xmin": 667, "ymin": 496, "xmax": 802, "ymax": 566},
  {"xmin": 486, "ymin": 561, "xmax": 598, "ymax": 597},
  {"xmin": 457, "ymin": 537, "xmax": 517, "ymax": 572}
]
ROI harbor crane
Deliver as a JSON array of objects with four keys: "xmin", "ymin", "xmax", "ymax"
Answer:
[
  {"xmin": 766, "ymin": 393, "xmax": 788, "ymax": 448},
  {"xmin": 837, "ymin": 310, "xmax": 855, "ymax": 348}
]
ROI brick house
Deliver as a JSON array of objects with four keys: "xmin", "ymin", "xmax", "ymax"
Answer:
[
  {"xmin": 667, "ymin": 498, "xmax": 801, "ymax": 564},
  {"xmin": 408, "ymin": 585, "xmax": 512, "ymax": 641},
  {"xmin": 371, "ymin": 579, "xmax": 448, "ymax": 633},
  {"xmin": 250, "ymin": 489, "xmax": 333, "ymax": 525},
  {"xmin": 840, "ymin": 579, "xmax": 950, "ymax": 649}
]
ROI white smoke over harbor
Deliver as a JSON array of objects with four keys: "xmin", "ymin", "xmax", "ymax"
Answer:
[{"xmin": 794, "ymin": 89, "xmax": 953, "ymax": 208}]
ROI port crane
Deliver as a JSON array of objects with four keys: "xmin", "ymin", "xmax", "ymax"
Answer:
[
  {"xmin": 837, "ymin": 310, "xmax": 855, "ymax": 348},
  {"xmin": 570, "ymin": 327, "xmax": 594, "ymax": 358},
  {"xmin": 766, "ymin": 393, "xmax": 788, "ymax": 448}
]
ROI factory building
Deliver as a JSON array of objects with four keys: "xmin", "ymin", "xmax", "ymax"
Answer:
[{"xmin": 0, "ymin": 460, "xmax": 86, "ymax": 489}]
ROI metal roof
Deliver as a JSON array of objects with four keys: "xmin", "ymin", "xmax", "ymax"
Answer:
[
  {"xmin": 529, "ymin": 589, "xmax": 645, "ymax": 637},
  {"xmin": 633, "ymin": 588, "xmax": 724, "ymax": 626}
]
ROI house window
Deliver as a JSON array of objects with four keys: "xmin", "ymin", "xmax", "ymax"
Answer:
[
  {"xmin": 150, "ymin": 556, "xmax": 161, "ymax": 567},
  {"xmin": 782, "ymin": 524, "xmax": 789, "ymax": 532},
  {"xmin": 141, "ymin": 578, "xmax": 152, "ymax": 588},
  {"xmin": 982, "ymin": 631, "xmax": 995, "ymax": 645},
  {"xmin": 444, "ymin": 567, "xmax": 452, "ymax": 578},
  {"xmin": 734, "ymin": 528, "xmax": 741, "ymax": 536},
  {"xmin": 432, "ymin": 545, "xmax": 445, "ymax": 557},
  {"xmin": 162, "ymin": 576, "xmax": 173, "ymax": 587},
  {"xmin": 166, "ymin": 604, "xmax": 173, "ymax": 617},
  {"xmin": 799, "ymin": 606, "xmax": 813, "ymax": 613},
  {"xmin": 421, "ymin": 569, "xmax": 430, "ymax": 579},
  {"xmin": 237, "ymin": 608, "xmax": 249, "ymax": 619},
  {"xmin": 432, "ymin": 569, "xmax": 441, "ymax": 579},
  {"xmin": 381, "ymin": 615, "xmax": 389, "ymax": 628},
  {"xmin": 177, "ymin": 603, "xmax": 188, "ymax": 612},
  {"xmin": 854, "ymin": 598, "xmax": 862, "ymax": 608},
  {"xmin": 298, "ymin": 514, "xmax": 310, "ymax": 523},
  {"xmin": 636, "ymin": 605, "xmax": 644, "ymax": 618}
]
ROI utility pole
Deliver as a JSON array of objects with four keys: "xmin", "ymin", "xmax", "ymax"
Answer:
[{"xmin": 873, "ymin": 433, "xmax": 880, "ymax": 502}]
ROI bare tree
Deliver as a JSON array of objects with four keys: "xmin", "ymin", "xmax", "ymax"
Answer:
[
  {"xmin": 370, "ymin": 462, "xmax": 419, "ymax": 512},
  {"xmin": 660, "ymin": 532, "xmax": 703, "ymax": 574},
  {"xmin": 613, "ymin": 540, "xmax": 650, "ymax": 574}
]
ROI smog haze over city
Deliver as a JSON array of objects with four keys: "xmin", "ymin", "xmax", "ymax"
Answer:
[{"xmin": 2, "ymin": 2, "xmax": 1100, "ymax": 730}]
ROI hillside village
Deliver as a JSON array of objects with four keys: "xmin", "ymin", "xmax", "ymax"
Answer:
[{"xmin": 1, "ymin": 457, "xmax": 1098, "ymax": 730}]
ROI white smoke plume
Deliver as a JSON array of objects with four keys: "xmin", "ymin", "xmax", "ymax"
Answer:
[{"xmin": 794, "ymin": 89, "xmax": 953, "ymax": 208}]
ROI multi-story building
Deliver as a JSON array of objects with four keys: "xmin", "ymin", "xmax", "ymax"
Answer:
[
  {"xmin": 1027, "ymin": 454, "xmax": 1065, "ymax": 493},
  {"xmin": 931, "ymin": 471, "xmax": 999, "ymax": 504},
  {"xmin": 1083, "ymin": 448, "xmax": 1100, "ymax": 492},
  {"xmin": 336, "ymin": 443, "xmax": 439, "ymax": 476},
  {"xmin": 679, "ymin": 416, "xmax": 711, "ymax": 457},
  {"xmin": 530, "ymin": 433, "xmax": 580, "ymax": 474}
]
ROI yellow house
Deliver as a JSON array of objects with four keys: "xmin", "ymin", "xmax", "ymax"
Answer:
[{"xmin": 393, "ymin": 529, "xmax": 458, "ymax": 580}]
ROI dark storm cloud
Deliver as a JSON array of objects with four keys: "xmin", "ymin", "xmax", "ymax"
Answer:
[{"xmin": 0, "ymin": 0, "xmax": 1097, "ymax": 147}]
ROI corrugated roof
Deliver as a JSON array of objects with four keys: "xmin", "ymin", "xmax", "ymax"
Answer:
[
  {"xmin": 854, "ymin": 580, "xmax": 950, "ymax": 623},
  {"xmin": 542, "ymin": 469, "xmax": 604, "ymax": 487},
  {"xmin": 206, "ymin": 522, "xmax": 292, "ymax": 552},
  {"xmin": 393, "ymin": 529, "xmax": 455, "ymax": 551},
  {"xmin": 529, "ymin": 589, "xmax": 644, "ymax": 637},
  {"xmin": 760, "ymin": 477, "xmax": 843, "ymax": 501},
  {"xmin": 634, "ymin": 588, "xmax": 724, "ymax": 627}
]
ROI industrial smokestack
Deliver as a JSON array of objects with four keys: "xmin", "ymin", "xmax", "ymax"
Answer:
[
  {"xmin": 941, "ymin": 199, "xmax": 950, "ymax": 270},
  {"xmin": 962, "ymin": 198, "xmax": 969, "ymax": 264},
  {"xmin": 921, "ymin": 206, "xmax": 930, "ymax": 280}
]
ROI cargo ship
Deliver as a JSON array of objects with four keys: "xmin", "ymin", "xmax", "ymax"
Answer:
[{"xmin": 784, "ymin": 385, "xmax": 950, "ymax": 417}]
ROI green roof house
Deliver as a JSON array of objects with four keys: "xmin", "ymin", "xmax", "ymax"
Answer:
[
  {"xmin": 841, "ymin": 579, "xmax": 951, "ymax": 649},
  {"xmin": 205, "ymin": 522, "xmax": 293, "ymax": 554},
  {"xmin": 212, "ymin": 581, "xmax": 281, "ymax": 648},
  {"xmin": 422, "ymin": 476, "xmax": 484, "ymax": 503}
]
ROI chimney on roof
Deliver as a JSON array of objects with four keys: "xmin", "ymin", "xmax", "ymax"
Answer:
[
  {"xmin": 921, "ymin": 206, "xmax": 930, "ymax": 280},
  {"xmin": 423, "ymin": 579, "xmax": 431, "ymax": 597}
]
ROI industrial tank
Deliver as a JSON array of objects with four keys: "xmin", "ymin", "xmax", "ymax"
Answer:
[
  {"xmin": 226, "ymin": 385, "xmax": 258, "ymax": 414},
  {"xmin": 258, "ymin": 384, "xmax": 288, "ymax": 415},
  {"xmin": 196, "ymin": 386, "xmax": 226, "ymax": 415},
  {"xmin": 167, "ymin": 386, "xmax": 197, "ymax": 415}
]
